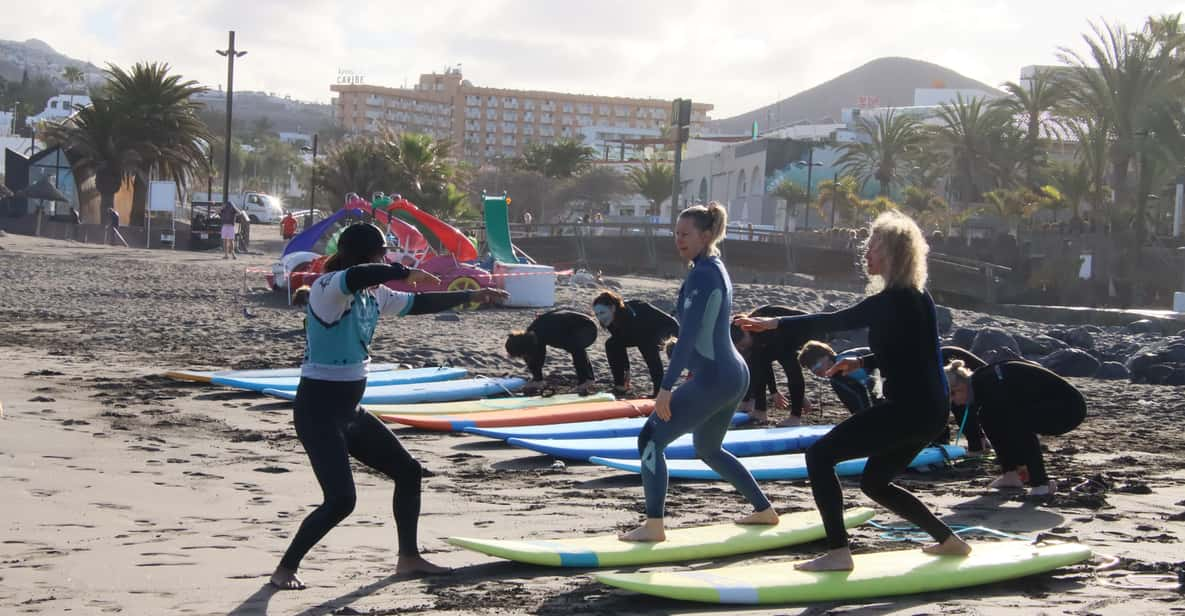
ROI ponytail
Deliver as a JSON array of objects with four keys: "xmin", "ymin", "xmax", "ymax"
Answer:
[
  {"xmin": 679, "ymin": 201, "xmax": 728, "ymax": 256},
  {"xmin": 944, "ymin": 359, "xmax": 974, "ymax": 386}
]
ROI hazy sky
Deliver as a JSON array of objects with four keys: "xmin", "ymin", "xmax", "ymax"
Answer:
[{"xmin": 2, "ymin": 1, "xmax": 1181, "ymax": 117}]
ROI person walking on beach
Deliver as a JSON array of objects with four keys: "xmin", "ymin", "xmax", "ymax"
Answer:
[
  {"xmin": 505, "ymin": 309, "xmax": 598, "ymax": 394},
  {"xmin": 107, "ymin": 206, "xmax": 127, "ymax": 247},
  {"xmin": 593, "ymin": 290, "xmax": 678, "ymax": 398},
  {"xmin": 270, "ymin": 223, "xmax": 509, "ymax": 590},
  {"xmin": 737, "ymin": 210, "xmax": 970, "ymax": 570},
  {"xmin": 621, "ymin": 202, "xmax": 778, "ymax": 542},
  {"xmin": 945, "ymin": 358, "xmax": 1085, "ymax": 496},
  {"xmin": 219, "ymin": 201, "xmax": 240, "ymax": 259}
]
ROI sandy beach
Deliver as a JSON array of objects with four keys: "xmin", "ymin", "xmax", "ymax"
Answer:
[{"xmin": 2, "ymin": 228, "xmax": 1184, "ymax": 615}]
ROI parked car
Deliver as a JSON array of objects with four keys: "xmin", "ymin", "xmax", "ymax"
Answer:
[{"xmin": 190, "ymin": 191, "xmax": 285, "ymax": 223}]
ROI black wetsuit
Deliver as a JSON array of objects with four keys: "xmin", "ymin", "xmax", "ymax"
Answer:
[
  {"xmin": 278, "ymin": 264, "xmax": 477, "ymax": 572},
  {"xmin": 524, "ymin": 309, "xmax": 598, "ymax": 383},
  {"xmin": 743, "ymin": 305, "xmax": 810, "ymax": 417},
  {"xmin": 604, "ymin": 300, "xmax": 678, "ymax": 395},
  {"xmin": 940, "ymin": 346, "xmax": 988, "ymax": 449},
  {"xmin": 775, "ymin": 287, "xmax": 954, "ymax": 550},
  {"xmin": 970, "ymin": 360, "xmax": 1086, "ymax": 486}
]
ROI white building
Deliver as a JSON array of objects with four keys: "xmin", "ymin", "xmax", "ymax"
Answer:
[{"xmin": 26, "ymin": 94, "xmax": 91, "ymax": 126}]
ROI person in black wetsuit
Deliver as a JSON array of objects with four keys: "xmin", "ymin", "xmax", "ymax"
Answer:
[
  {"xmin": 730, "ymin": 305, "xmax": 811, "ymax": 425},
  {"xmin": 938, "ymin": 346, "xmax": 989, "ymax": 454},
  {"xmin": 592, "ymin": 291, "xmax": 678, "ymax": 397},
  {"xmin": 738, "ymin": 210, "xmax": 970, "ymax": 571},
  {"xmin": 505, "ymin": 309, "xmax": 598, "ymax": 393},
  {"xmin": 797, "ymin": 340, "xmax": 878, "ymax": 414},
  {"xmin": 945, "ymin": 359, "xmax": 1086, "ymax": 496},
  {"xmin": 270, "ymin": 223, "xmax": 509, "ymax": 590}
]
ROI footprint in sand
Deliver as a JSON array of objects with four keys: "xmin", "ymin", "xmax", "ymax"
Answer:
[
  {"xmin": 183, "ymin": 471, "xmax": 224, "ymax": 480},
  {"xmin": 91, "ymin": 502, "xmax": 132, "ymax": 511}
]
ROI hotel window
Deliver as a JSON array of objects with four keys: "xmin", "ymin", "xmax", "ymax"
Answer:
[
  {"xmin": 503, "ymin": 111, "xmax": 517, "ymax": 121},
  {"xmin": 486, "ymin": 108, "xmax": 497, "ymax": 120},
  {"xmin": 502, "ymin": 121, "xmax": 517, "ymax": 133},
  {"xmin": 599, "ymin": 104, "xmax": 610, "ymax": 115},
  {"xmin": 562, "ymin": 103, "xmax": 573, "ymax": 113},
  {"xmin": 487, "ymin": 95, "xmax": 498, "ymax": 106},
  {"xmin": 523, "ymin": 99, "xmax": 535, "ymax": 110}
]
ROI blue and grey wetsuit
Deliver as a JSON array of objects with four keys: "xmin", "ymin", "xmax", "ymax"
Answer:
[{"xmin": 635, "ymin": 254, "xmax": 771, "ymax": 518}]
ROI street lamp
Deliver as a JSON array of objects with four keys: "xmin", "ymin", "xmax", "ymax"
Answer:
[
  {"xmin": 215, "ymin": 31, "xmax": 247, "ymax": 207},
  {"xmin": 301, "ymin": 134, "xmax": 319, "ymax": 230},
  {"xmin": 795, "ymin": 148, "xmax": 823, "ymax": 230}
]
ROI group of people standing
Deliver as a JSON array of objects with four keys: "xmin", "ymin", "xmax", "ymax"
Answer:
[{"xmin": 269, "ymin": 203, "xmax": 1088, "ymax": 589}]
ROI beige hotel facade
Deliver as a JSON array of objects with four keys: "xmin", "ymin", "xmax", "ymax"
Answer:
[{"xmin": 331, "ymin": 68, "xmax": 712, "ymax": 165}]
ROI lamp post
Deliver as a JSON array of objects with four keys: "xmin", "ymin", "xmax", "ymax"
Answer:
[
  {"xmin": 795, "ymin": 146, "xmax": 823, "ymax": 230},
  {"xmin": 829, "ymin": 171, "xmax": 839, "ymax": 229},
  {"xmin": 215, "ymin": 31, "xmax": 247, "ymax": 207},
  {"xmin": 301, "ymin": 134, "xmax": 318, "ymax": 230}
]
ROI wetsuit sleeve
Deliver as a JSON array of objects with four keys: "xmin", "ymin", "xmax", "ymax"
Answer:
[
  {"xmin": 343, "ymin": 263, "xmax": 411, "ymax": 293},
  {"xmin": 405, "ymin": 291, "xmax": 473, "ymax": 315},
  {"xmin": 662, "ymin": 267, "xmax": 721, "ymax": 391},
  {"xmin": 774, "ymin": 293, "xmax": 888, "ymax": 339}
]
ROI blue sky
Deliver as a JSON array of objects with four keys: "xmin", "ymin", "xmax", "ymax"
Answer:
[{"xmin": 2, "ymin": 0, "xmax": 1181, "ymax": 117}]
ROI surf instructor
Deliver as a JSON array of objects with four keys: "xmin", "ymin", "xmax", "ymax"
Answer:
[
  {"xmin": 737, "ymin": 210, "xmax": 969, "ymax": 571},
  {"xmin": 620, "ymin": 202, "xmax": 778, "ymax": 543},
  {"xmin": 270, "ymin": 223, "xmax": 508, "ymax": 590}
]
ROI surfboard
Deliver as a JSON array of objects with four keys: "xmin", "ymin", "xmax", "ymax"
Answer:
[
  {"xmin": 463, "ymin": 412, "xmax": 750, "ymax": 440},
  {"xmin": 263, "ymin": 377, "xmax": 526, "ymax": 405},
  {"xmin": 366, "ymin": 392, "xmax": 616, "ymax": 415},
  {"xmin": 448, "ymin": 508, "xmax": 875, "ymax": 568},
  {"xmin": 589, "ymin": 446, "xmax": 965, "ymax": 480},
  {"xmin": 596, "ymin": 540, "xmax": 1092, "ymax": 604},
  {"xmin": 163, "ymin": 363, "xmax": 402, "ymax": 384},
  {"xmin": 506, "ymin": 424, "xmax": 833, "ymax": 461},
  {"xmin": 210, "ymin": 366, "xmax": 467, "ymax": 392},
  {"xmin": 377, "ymin": 399, "xmax": 655, "ymax": 430}
]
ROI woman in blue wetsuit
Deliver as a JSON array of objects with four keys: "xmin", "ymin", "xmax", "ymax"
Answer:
[
  {"xmin": 270, "ymin": 223, "xmax": 508, "ymax": 590},
  {"xmin": 738, "ymin": 210, "xmax": 970, "ymax": 571},
  {"xmin": 620, "ymin": 202, "xmax": 779, "ymax": 542}
]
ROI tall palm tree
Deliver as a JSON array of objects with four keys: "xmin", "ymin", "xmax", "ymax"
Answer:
[
  {"xmin": 517, "ymin": 139, "xmax": 595, "ymax": 179},
  {"xmin": 835, "ymin": 109, "xmax": 925, "ymax": 197},
  {"xmin": 1062, "ymin": 116, "xmax": 1112, "ymax": 224},
  {"xmin": 932, "ymin": 94, "xmax": 1015, "ymax": 210},
  {"xmin": 1058, "ymin": 17, "xmax": 1185, "ymax": 249},
  {"xmin": 997, "ymin": 69, "xmax": 1068, "ymax": 186},
  {"xmin": 813, "ymin": 175, "xmax": 860, "ymax": 227},
  {"xmin": 386, "ymin": 131, "xmax": 456, "ymax": 206},
  {"xmin": 104, "ymin": 62, "xmax": 210, "ymax": 223},
  {"xmin": 314, "ymin": 136, "xmax": 394, "ymax": 206},
  {"xmin": 1046, "ymin": 162, "xmax": 1091, "ymax": 220},
  {"xmin": 626, "ymin": 161, "xmax": 673, "ymax": 215},
  {"xmin": 42, "ymin": 98, "xmax": 143, "ymax": 223}
]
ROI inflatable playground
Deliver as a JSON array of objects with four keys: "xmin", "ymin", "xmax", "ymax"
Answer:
[{"xmin": 267, "ymin": 192, "xmax": 562, "ymax": 308}]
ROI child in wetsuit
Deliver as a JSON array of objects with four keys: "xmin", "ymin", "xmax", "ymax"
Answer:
[
  {"xmin": 505, "ymin": 309, "xmax": 599, "ymax": 394},
  {"xmin": 798, "ymin": 340, "xmax": 878, "ymax": 415}
]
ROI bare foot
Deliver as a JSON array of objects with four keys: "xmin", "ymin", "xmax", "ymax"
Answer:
[
  {"xmin": 737, "ymin": 507, "xmax": 779, "ymax": 525},
  {"xmin": 794, "ymin": 548, "xmax": 854, "ymax": 571},
  {"xmin": 269, "ymin": 566, "xmax": 306, "ymax": 590},
  {"xmin": 619, "ymin": 518, "xmax": 666, "ymax": 542},
  {"xmin": 395, "ymin": 554, "xmax": 452, "ymax": 576},
  {"xmin": 922, "ymin": 534, "xmax": 972, "ymax": 556},
  {"xmin": 989, "ymin": 471, "xmax": 1024, "ymax": 489}
]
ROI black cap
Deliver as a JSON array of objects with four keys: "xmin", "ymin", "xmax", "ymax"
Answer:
[{"xmin": 337, "ymin": 223, "xmax": 388, "ymax": 258}]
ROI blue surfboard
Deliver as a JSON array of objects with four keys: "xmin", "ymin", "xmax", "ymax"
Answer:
[
  {"xmin": 463, "ymin": 412, "xmax": 751, "ymax": 441},
  {"xmin": 507, "ymin": 424, "xmax": 834, "ymax": 461},
  {"xmin": 589, "ymin": 446, "xmax": 965, "ymax": 480},
  {"xmin": 263, "ymin": 377, "xmax": 526, "ymax": 404},
  {"xmin": 212, "ymin": 366, "xmax": 467, "ymax": 392}
]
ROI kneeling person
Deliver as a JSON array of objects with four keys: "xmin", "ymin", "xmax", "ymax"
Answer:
[
  {"xmin": 798, "ymin": 340, "xmax": 877, "ymax": 414},
  {"xmin": 506, "ymin": 309, "xmax": 598, "ymax": 393}
]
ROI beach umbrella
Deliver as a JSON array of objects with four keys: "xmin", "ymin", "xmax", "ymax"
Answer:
[{"xmin": 14, "ymin": 178, "xmax": 70, "ymax": 202}]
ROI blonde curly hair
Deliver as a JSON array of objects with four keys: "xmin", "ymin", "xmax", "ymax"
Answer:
[{"xmin": 864, "ymin": 209, "xmax": 929, "ymax": 293}]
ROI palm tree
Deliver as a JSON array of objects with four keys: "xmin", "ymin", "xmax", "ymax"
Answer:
[
  {"xmin": 772, "ymin": 178, "xmax": 807, "ymax": 232},
  {"xmin": 984, "ymin": 188, "xmax": 1041, "ymax": 236},
  {"xmin": 314, "ymin": 136, "xmax": 395, "ymax": 206},
  {"xmin": 42, "ymin": 98, "xmax": 142, "ymax": 223},
  {"xmin": 517, "ymin": 139, "xmax": 595, "ymax": 178},
  {"xmin": 932, "ymin": 94, "xmax": 1014, "ymax": 210},
  {"xmin": 1062, "ymin": 116, "xmax": 1112, "ymax": 225},
  {"xmin": 1046, "ymin": 162, "xmax": 1091, "ymax": 220},
  {"xmin": 813, "ymin": 175, "xmax": 860, "ymax": 227},
  {"xmin": 61, "ymin": 66, "xmax": 86, "ymax": 96},
  {"xmin": 1058, "ymin": 17, "xmax": 1185, "ymax": 250},
  {"xmin": 997, "ymin": 69, "xmax": 1068, "ymax": 186},
  {"xmin": 835, "ymin": 109, "xmax": 925, "ymax": 197},
  {"xmin": 626, "ymin": 161, "xmax": 673, "ymax": 215},
  {"xmin": 854, "ymin": 196, "xmax": 900, "ymax": 219},
  {"xmin": 104, "ymin": 62, "xmax": 210, "ymax": 223},
  {"xmin": 385, "ymin": 131, "xmax": 456, "ymax": 206}
]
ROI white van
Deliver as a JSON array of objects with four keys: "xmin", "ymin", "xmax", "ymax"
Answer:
[{"xmin": 190, "ymin": 191, "xmax": 285, "ymax": 224}]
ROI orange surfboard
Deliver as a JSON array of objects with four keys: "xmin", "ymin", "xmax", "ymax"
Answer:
[{"xmin": 377, "ymin": 399, "xmax": 655, "ymax": 431}]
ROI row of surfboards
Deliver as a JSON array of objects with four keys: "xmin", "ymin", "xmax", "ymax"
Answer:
[{"xmin": 165, "ymin": 363, "xmax": 1093, "ymax": 605}]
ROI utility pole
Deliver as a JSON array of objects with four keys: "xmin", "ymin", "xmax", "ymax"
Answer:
[
  {"xmin": 216, "ymin": 31, "xmax": 247, "ymax": 206},
  {"xmin": 830, "ymin": 171, "xmax": 838, "ymax": 229},
  {"xmin": 670, "ymin": 98, "xmax": 692, "ymax": 225},
  {"xmin": 302, "ymin": 134, "xmax": 318, "ymax": 230}
]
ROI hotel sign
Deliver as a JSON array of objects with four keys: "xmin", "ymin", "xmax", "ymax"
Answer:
[{"xmin": 337, "ymin": 69, "xmax": 365, "ymax": 85}]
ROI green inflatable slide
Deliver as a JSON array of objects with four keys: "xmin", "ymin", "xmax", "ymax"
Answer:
[{"xmin": 482, "ymin": 193, "xmax": 520, "ymax": 264}]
